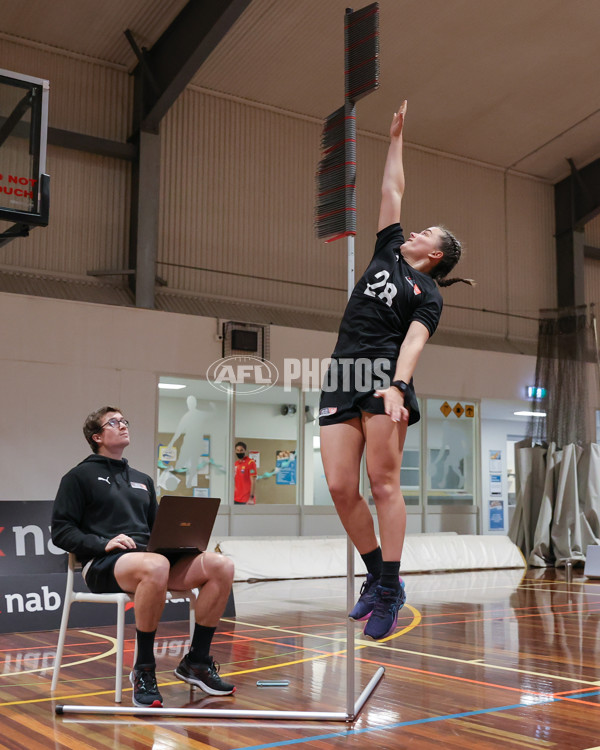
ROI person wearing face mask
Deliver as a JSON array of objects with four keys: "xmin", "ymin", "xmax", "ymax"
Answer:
[{"xmin": 234, "ymin": 441, "xmax": 257, "ymax": 505}]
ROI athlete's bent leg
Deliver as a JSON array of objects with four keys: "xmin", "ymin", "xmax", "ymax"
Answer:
[
  {"xmin": 362, "ymin": 412, "xmax": 407, "ymax": 561},
  {"xmin": 361, "ymin": 412, "xmax": 408, "ymax": 640}
]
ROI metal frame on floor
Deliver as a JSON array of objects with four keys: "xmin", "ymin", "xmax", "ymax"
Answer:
[{"xmin": 56, "ymin": 540, "xmax": 384, "ymax": 722}]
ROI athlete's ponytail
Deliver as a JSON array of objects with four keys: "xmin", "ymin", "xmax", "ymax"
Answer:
[{"xmin": 430, "ymin": 228, "xmax": 476, "ymax": 287}]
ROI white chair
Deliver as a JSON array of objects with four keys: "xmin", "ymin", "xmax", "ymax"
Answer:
[{"xmin": 51, "ymin": 552, "xmax": 197, "ymax": 703}]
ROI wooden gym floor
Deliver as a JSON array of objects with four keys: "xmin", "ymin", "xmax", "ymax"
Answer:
[{"xmin": 2, "ymin": 567, "xmax": 600, "ymax": 749}]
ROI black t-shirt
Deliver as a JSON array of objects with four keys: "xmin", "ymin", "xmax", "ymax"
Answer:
[{"xmin": 332, "ymin": 224, "xmax": 443, "ymax": 359}]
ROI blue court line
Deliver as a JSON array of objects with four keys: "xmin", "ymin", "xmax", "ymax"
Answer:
[
  {"xmin": 558, "ymin": 689, "xmax": 600, "ymax": 701},
  {"xmin": 230, "ymin": 698, "xmax": 556, "ymax": 750}
]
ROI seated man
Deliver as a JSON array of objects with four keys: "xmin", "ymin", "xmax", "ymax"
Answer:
[{"xmin": 51, "ymin": 405, "xmax": 235, "ymax": 708}]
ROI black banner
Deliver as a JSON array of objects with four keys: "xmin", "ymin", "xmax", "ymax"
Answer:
[
  {"xmin": 0, "ymin": 500, "xmax": 67, "ymax": 574},
  {"xmin": 0, "ymin": 501, "xmax": 190, "ymax": 633}
]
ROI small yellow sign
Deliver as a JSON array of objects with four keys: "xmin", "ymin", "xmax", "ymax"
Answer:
[
  {"xmin": 465, "ymin": 404, "xmax": 475, "ymax": 418},
  {"xmin": 440, "ymin": 401, "xmax": 452, "ymax": 417},
  {"xmin": 453, "ymin": 403, "xmax": 464, "ymax": 418}
]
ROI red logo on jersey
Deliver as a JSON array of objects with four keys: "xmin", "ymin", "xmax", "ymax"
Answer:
[{"xmin": 405, "ymin": 276, "xmax": 422, "ymax": 295}]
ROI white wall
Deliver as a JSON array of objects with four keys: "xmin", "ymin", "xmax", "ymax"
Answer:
[{"xmin": 1, "ymin": 292, "xmax": 540, "ymax": 511}]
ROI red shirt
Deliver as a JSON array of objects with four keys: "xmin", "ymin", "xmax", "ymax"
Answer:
[{"xmin": 234, "ymin": 456, "xmax": 257, "ymax": 503}]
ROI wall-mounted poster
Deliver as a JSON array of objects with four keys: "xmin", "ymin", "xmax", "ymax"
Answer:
[{"xmin": 275, "ymin": 450, "xmax": 296, "ymax": 485}]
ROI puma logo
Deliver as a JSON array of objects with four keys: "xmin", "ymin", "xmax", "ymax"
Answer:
[{"xmin": 98, "ymin": 476, "xmax": 111, "ymax": 484}]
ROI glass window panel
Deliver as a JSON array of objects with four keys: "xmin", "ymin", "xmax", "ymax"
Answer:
[
  {"xmin": 235, "ymin": 384, "xmax": 299, "ymax": 505},
  {"xmin": 157, "ymin": 377, "xmax": 229, "ymax": 502},
  {"xmin": 305, "ymin": 390, "xmax": 332, "ymax": 506},
  {"xmin": 426, "ymin": 399, "xmax": 477, "ymax": 506}
]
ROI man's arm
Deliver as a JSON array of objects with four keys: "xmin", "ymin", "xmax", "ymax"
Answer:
[
  {"xmin": 377, "ymin": 100, "xmax": 407, "ymax": 232},
  {"xmin": 51, "ymin": 473, "xmax": 109, "ymax": 560}
]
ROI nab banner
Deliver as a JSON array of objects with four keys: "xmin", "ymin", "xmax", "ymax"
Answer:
[
  {"xmin": 0, "ymin": 501, "xmax": 189, "ymax": 633},
  {"xmin": 0, "ymin": 500, "xmax": 66, "ymax": 574}
]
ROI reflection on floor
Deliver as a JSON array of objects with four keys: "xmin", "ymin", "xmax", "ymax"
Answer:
[{"xmin": 2, "ymin": 567, "xmax": 600, "ymax": 749}]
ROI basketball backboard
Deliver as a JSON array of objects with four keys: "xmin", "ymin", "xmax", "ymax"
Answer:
[{"xmin": 0, "ymin": 68, "xmax": 49, "ymax": 243}]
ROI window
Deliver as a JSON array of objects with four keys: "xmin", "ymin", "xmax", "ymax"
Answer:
[
  {"xmin": 235, "ymin": 384, "xmax": 299, "ymax": 505},
  {"xmin": 426, "ymin": 399, "xmax": 477, "ymax": 506},
  {"xmin": 156, "ymin": 377, "xmax": 229, "ymax": 501}
]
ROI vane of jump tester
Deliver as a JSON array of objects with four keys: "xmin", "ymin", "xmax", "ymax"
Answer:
[{"xmin": 56, "ymin": 5, "xmax": 383, "ymax": 724}]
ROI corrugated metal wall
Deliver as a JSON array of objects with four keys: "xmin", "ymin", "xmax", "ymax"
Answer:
[
  {"xmin": 0, "ymin": 40, "xmax": 132, "ymax": 278},
  {"xmin": 159, "ymin": 86, "xmax": 553, "ymax": 341},
  {"xmin": 0, "ymin": 38, "xmax": 556, "ymax": 343},
  {"xmin": 1, "ymin": 146, "xmax": 131, "ymax": 276},
  {"xmin": 0, "ymin": 36, "xmax": 131, "ymax": 140}
]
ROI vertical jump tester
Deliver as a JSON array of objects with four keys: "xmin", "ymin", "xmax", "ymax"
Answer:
[{"xmin": 56, "ymin": 3, "xmax": 383, "ymax": 723}]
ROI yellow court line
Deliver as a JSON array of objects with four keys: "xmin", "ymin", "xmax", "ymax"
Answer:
[
  {"xmin": 0, "ymin": 630, "xmax": 118, "ymax": 678},
  {"xmin": 221, "ymin": 604, "xmax": 422, "ymax": 646},
  {"xmin": 226, "ymin": 608, "xmax": 600, "ymax": 687},
  {"xmin": 0, "ymin": 608, "xmax": 423, "ymax": 708},
  {"xmin": 3, "ymin": 599, "xmax": 595, "ymax": 709}
]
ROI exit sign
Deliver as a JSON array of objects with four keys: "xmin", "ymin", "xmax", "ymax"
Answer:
[{"xmin": 526, "ymin": 386, "xmax": 547, "ymax": 399}]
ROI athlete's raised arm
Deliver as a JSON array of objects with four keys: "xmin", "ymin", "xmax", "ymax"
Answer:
[{"xmin": 377, "ymin": 100, "xmax": 407, "ymax": 232}]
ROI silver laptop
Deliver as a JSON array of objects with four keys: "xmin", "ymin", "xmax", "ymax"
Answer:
[{"xmin": 145, "ymin": 496, "xmax": 220, "ymax": 554}]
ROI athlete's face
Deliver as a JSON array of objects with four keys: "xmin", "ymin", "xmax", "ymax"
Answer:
[
  {"xmin": 400, "ymin": 227, "xmax": 444, "ymax": 267},
  {"xmin": 93, "ymin": 411, "xmax": 130, "ymax": 457}
]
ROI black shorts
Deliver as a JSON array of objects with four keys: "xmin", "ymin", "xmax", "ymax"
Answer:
[
  {"xmin": 318, "ymin": 357, "xmax": 420, "ymax": 427},
  {"xmin": 83, "ymin": 549, "xmax": 198, "ymax": 594}
]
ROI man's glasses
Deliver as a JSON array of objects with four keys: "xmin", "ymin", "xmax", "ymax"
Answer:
[{"xmin": 99, "ymin": 418, "xmax": 130, "ymax": 431}]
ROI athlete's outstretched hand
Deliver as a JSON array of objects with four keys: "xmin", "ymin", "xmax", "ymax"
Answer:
[
  {"xmin": 374, "ymin": 387, "xmax": 409, "ymax": 424},
  {"xmin": 390, "ymin": 100, "xmax": 407, "ymax": 139}
]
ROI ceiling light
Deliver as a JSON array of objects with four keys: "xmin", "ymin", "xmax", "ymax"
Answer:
[
  {"xmin": 158, "ymin": 383, "xmax": 187, "ymax": 390},
  {"xmin": 514, "ymin": 410, "xmax": 546, "ymax": 417}
]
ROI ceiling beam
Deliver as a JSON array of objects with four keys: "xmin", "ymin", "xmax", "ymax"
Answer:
[
  {"xmin": 554, "ymin": 155, "xmax": 600, "ymax": 308},
  {"xmin": 133, "ymin": 0, "xmax": 252, "ymax": 133},
  {"xmin": 0, "ymin": 116, "xmax": 136, "ymax": 161},
  {"xmin": 585, "ymin": 244, "xmax": 600, "ymax": 261},
  {"xmin": 555, "ymin": 155, "xmax": 600, "ymax": 235}
]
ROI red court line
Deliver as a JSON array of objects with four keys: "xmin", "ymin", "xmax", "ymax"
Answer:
[
  {"xmin": 356, "ymin": 655, "xmax": 552, "ymax": 698},
  {"xmin": 559, "ymin": 696, "xmax": 600, "ymax": 708},
  {"xmin": 417, "ymin": 605, "xmax": 600, "ymax": 628},
  {"xmin": 554, "ymin": 685, "xmax": 600, "ymax": 697}
]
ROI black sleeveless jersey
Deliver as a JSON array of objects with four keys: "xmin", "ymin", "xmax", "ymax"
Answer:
[{"xmin": 332, "ymin": 224, "xmax": 443, "ymax": 359}]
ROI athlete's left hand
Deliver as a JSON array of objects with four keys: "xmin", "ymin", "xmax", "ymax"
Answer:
[{"xmin": 374, "ymin": 388, "xmax": 409, "ymax": 424}]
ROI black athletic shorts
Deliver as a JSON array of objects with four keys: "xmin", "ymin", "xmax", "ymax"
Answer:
[
  {"xmin": 318, "ymin": 357, "xmax": 420, "ymax": 427},
  {"xmin": 83, "ymin": 548, "xmax": 198, "ymax": 594}
]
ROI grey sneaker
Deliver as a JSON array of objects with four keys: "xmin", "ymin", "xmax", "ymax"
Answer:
[{"xmin": 129, "ymin": 666, "xmax": 163, "ymax": 708}]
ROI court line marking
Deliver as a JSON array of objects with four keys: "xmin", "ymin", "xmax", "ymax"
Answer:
[
  {"xmin": 228, "ymin": 610, "xmax": 600, "ymax": 688},
  {"xmin": 0, "ymin": 608, "xmax": 422, "ymax": 707},
  {"xmin": 0, "ymin": 630, "xmax": 118, "ymax": 678},
  {"xmin": 228, "ymin": 698, "xmax": 557, "ymax": 750},
  {"xmin": 5, "ymin": 596, "xmax": 599, "ymax": 707}
]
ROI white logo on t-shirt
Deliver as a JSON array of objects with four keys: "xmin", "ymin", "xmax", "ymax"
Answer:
[{"xmin": 364, "ymin": 270, "xmax": 397, "ymax": 307}]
